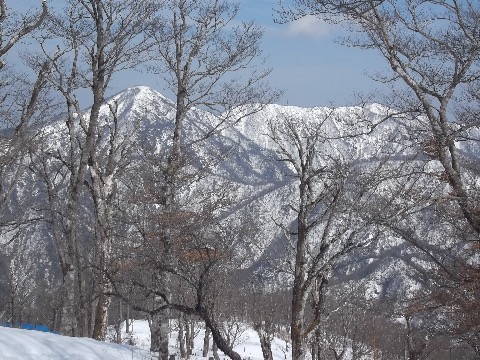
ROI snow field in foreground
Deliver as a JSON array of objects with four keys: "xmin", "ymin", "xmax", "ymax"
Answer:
[{"xmin": 0, "ymin": 320, "xmax": 292, "ymax": 360}]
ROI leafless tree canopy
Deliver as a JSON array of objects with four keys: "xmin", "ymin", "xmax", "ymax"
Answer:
[
  {"xmin": 281, "ymin": 0, "xmax": 480, "ymax": 237},
  {"xmin": 0, "ymin": 1, "xmax": 479, "ymax": 359}
]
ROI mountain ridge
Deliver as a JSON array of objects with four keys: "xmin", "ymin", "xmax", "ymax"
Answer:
[{"xmin": 2, "ymin": 85, "xmax": 471, "ymax": 315}]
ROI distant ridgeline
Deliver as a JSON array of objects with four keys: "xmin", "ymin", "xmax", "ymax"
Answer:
[{"xmin": 0, "ymin": 322, "xmax": 59, "ymax": 334}]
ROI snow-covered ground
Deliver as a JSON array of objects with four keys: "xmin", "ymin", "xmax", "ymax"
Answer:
[
  {"xmin": 0, "ymin": 320, "xmax": 291, "ymax": 360},
  {"xmin": 0, "ymin": 325, "xmax": 151, "ymax": 359}
]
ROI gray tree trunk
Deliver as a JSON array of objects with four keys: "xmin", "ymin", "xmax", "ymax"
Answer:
[
  {"xmin": 212, "ymin": 340, "xmax": 220, "ymax": 360},
  {"xmin": 178, "ymin": 312, "xmax": 186, "ymax": 358},
  {"xmin": 254, "ymin": 323, "xmax": 274, "ymax": 360},
  {"xmin": 151, "ymin": 315, "xmax": 169, "ymax": 360},
  {"xmin": 150, "ymin": 275, "xmax": 170, "ymax": 360},
  {"xmin": 185, "ymin": 317, "xmax": 194, "ymax": 356},
  {"xmin": 203, "ymin": 323, "xmax": 211, "ymax": 357}
]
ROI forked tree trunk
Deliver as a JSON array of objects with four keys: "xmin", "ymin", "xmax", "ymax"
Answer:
[
  {"xmin": 254, "ymin": 322, "xmax": 274, "ymax": 360},
  {"xmin": 60, "ymin": 12, "xmax": 107, "ymax": 335},
  {"xmin": 203, "ymin": 313, "xmax": 242, "ymax": 360}
]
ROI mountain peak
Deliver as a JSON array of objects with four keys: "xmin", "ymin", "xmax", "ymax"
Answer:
[{"xmin": 109, "ymin": 86, "xmax": 174, "ymax": 107}]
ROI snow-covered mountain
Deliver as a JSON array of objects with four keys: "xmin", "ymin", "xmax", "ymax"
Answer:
[
  {"xmin": 2, "ymin": 85, "xmax": 469, "ymax": 306},
  {"xmin": 1, "ymin": 85, "xmax": 477, "ymax": 360},
  {"xmin": 80, "ymin": 86, "xmax": 438, "ymax": 296}
]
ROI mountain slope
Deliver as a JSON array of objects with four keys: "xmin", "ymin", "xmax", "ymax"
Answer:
[
  {"xmin": 3, "ymin": 85, "xmax": 476, "ymax": 324},
  {"xmin": 39, "ymin": 87, "xmax": 445, "ymax": 286}
]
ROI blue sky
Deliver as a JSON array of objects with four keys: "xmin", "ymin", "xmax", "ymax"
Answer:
[
  {"xmin": 238, "ymin": 0, "xmax": 388, "ymax": 106},
  {"xmin": 10, "ymin": 0, "xmax": 388, "ymax": 107}
]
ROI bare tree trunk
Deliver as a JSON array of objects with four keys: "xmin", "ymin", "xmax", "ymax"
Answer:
[
  {"xmin": 185, "ymin": 317, "xmax": 194, "ymax": 356},
  {"xmin": 41, "ymin": 0, "xmax": 157, "ymax": 338},
  {"xmin": 267, "ymin": 117, "xmax": 365, "ymax": 360},
  {"xmin": 292, "ymin": 335, "xmax": 309, "ymax": 360},
  {"xmin": 212, "ymin": 340, "xmax": 220, "ymax": 360},
  {"xmin": 178, "ymin": 312, "xmax": 186, "ymax": 359},
  {"xmin": 254, "ymin": 322, "xmax": 274, "ymax": 360},
  {"xmin": 92, "ymin": 289, "xmax": 112, "ymax": 340},
  {"xmin": 59, "ymin": 28, "xmax": 105, "ymax": 338},
  {"xmin": 126, "ymin": 305, "xmax": 131, "ymax": 334},
  {"xmin": 405, "ymin": 316, "xmax": 426, "ymax": 360},
  {"xmin": 114, "ymin": 299, "xmax": 122, "ymax": 344},
  {"xmin": 60, "ymin": 272, "xmax": 76, "ymax": 335},
  {"xmin": 59, "ymin": 152, "xmax": 87, "ymax": 337},
  {"xmin": 91, "ymin": 230, "xmax": 113, "ymax": 341},
  {"xmin": 201, "ymin": 311, "xmax": 242, "ymax": 360},
  {"xmin": 189, "ymin": 321, "xmax": 195, "ymax": 355},
  {"xmin": 150, "ymin": 275, "xmax": 171, "ymax": 356},
  {"xmin": 151, "ymin": 315, "xmax": 169, "ymax": 360},
  {"xmin": 150, "ymin": 276, "xmax": 170, "ymax": 360},
  {"xmin": 291, "ymin": 207, "xmax": 309, "ymax": 360},
  {"xmin": 203, "ymin": 323, "xmax": 211, "ymax": 357},
  {"xmin": 144, "ymin": 0, "xmax": 276, "ymax": 357},
  {"xmin": 77, "ymin": 264, "xmax": 88, "ymax": 337},
  {"xmin": 312, "ymin": 326, "xmax": 322, "ymax": 360},
  {"xmin": 91, "ymin": 163, "xmax": 115, "ymax": 340}
]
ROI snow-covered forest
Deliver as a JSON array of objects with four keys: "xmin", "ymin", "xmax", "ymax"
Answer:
[{"xmin": 0, "ymin": 1, "xmax": 479, "ymax": 359}]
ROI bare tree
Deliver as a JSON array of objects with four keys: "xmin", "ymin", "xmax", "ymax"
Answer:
[
  {"xmin": 0, "ymin": 0, "xmax": 48, "ymax": 219},
  {"xmin": 88, "ymin": 99, "xmax": 143, "ymax": 340},
  {"xmin": 143, "ymin": 0, "xmax": 278, "ymax": 357},
  {"xmin": 29, "ymin": 0, "xmax": 159, "ymax": 337},
  {"xmin": 0, "ymin": 0, "xmax": 47, "ymax": 60},
  {"xmin": 267, "ymin": 112, "xmax": 381, "ymax": 360},
  {"xmin": 0, "ymin": 3, "xmax": 54, "ymax": 333},
  {"xmin": 276, "ymin": 3, "xmax": 480, "ymax": 357},
  {"xmin": 250, "ymin": 288, "xmax": 279, "ymax": 360},
  {"xmin": 2, "ymin": 236, "xmax": 38, "ymax": 325},
  {"xmin": 280, "ymin": 0, "xmax": 480, "ymax": 238},
  {"xmin": 116, "ymin": 146, "xmax": 254, "ymax": 360}
]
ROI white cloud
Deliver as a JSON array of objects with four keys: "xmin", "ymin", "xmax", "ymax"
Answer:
[{"xmin": 284, "ymin": 15, "xmax": 333, "ymax": 39}]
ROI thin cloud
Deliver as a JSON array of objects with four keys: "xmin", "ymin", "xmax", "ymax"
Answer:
[{"xmin": 284, "ymin": 15, "xmax": 333, "ymax": 39}]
